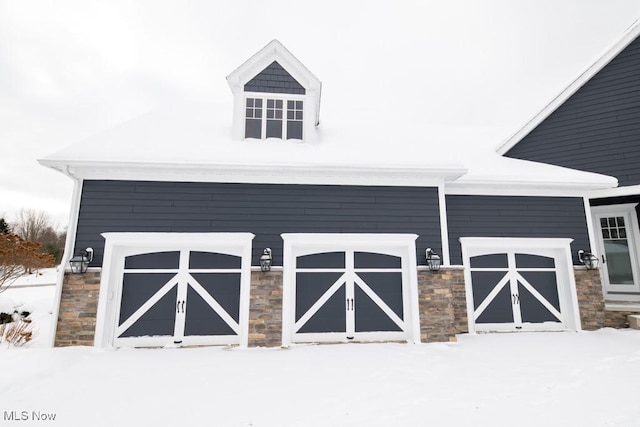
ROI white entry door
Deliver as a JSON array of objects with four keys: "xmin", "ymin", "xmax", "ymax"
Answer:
[
  {"xmin": 281, "ymin": 234, "xmax": 421, "ymax": 346},
  {"xmin": 592, "ymin": 204, "xmax": 640, "ymax": 296},
  {"xmin": 461, "ymin": 238, "xmax": 580, "ymax": 333}
]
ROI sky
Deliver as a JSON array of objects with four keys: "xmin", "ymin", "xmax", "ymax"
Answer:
[{"xmin": 1, "ymin": 0, "xmax": 640, "ymax": 228}]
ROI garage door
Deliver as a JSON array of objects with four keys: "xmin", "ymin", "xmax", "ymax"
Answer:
[
  {"xmin": 282, "ymin": 234, "xmax": 420, "ymax": 345},
  {"xmin": 96, "ymin": 233, "xmax": 254, "ymax": 348},
  {"xmin": 461, "ymin": 238, "xmax": 581, "ymax": 333}
]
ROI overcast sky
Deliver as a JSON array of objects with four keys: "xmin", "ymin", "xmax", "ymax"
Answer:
[{"xmin": 1, "ymin": 0, "xmax": 640, "ymax": 228}]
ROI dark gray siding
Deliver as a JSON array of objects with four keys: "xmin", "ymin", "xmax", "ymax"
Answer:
[
  {"xmin": 244, "ymin": 61, "xmax": 305, "ymax": 95},
  {"xmin": 76, "ymin": 181, "xmax": 441, "ymax": 267},
  {"xmin": 506, "ymin": 35, "xmax": 640, "ymax": 187},
  {"xmin": 447, "ymin": 195, "xmax": 590, "ymax": 265}
]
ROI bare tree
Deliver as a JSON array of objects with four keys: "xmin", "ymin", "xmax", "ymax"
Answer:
[
  {"xmin": 13, "ymin": 209, "xmax": 52, "ymax": 243},
  {"xmin": 0, "ymin": 234, "xmax": 55, "ymax": 292}
]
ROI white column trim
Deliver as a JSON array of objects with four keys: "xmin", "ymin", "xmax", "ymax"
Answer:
[
  {"xmin": 438, "ymin": 182, "xmax": 451, "ymax": 266},
  {"xmin": 48, "ymin": 173, "xmax": 83, "ymax": 347}
]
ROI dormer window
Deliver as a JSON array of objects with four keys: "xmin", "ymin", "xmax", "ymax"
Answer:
[
  {"xmin": 227, "ymin": 40, "xmax": 321, "ymax": 143},
  {"xmin": 245, "ymin": 97, "xmax": 304, "ymax": 140}
]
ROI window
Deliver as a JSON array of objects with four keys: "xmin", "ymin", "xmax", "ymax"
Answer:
[
  {"xmin": 245, "ymin": 97, "xmax": 303, "ymax": 140},
  {"xmin": 287, "ymin": 100, "xmax": 303, "ymax": 140}
]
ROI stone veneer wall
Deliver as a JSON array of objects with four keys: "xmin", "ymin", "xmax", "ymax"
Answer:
[
  {"xmin": 55, "ymin": 271, "xmax": 100, "ymax": 346},
  {"xmin": 417, "ymin": 268, "xmax": 467, "ymax": 342},
  {"xmin": 248, "ymin": 271, "xmax": 283, "ymax": 347},
  {"xmin": 604, "ymin": 311, "xmax": 633, "ymax": 328},
  {"xmin": 573, "ymin": 268, "xmax": 605, "ymax": 330}
]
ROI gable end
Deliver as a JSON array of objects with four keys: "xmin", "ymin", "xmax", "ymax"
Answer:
[{"xmin": 244, "ymin": 61, "xmax": 306, "ymax": 95}]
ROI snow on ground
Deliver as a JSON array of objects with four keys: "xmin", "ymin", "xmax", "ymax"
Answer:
[{"xmin": 1, "ymin": 271, "xmax": 640, "ymax": 426}]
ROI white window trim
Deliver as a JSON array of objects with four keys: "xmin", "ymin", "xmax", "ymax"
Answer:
[
  {"xmin": 460, "ymin": 237, "xmax": 581, "ymax": 334},
  {"xmin": 94, "ymin": 232, "xmax": 254, "ymax": 348},
  {"xmin": 243, "ymin": 93, "xmax": 305, "ymax": 141},
  {"xmin": 280, "ymin": 233, "xmax": 421, "ymax": 347},
  {"xmin": 591, "ymin": 203, "xmax": 640, "ymax": 299}
]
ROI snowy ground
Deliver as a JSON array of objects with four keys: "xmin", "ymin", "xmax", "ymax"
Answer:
[{"xmin": 1, "ymin": 270, "xmax": 640, "ymax": 426}]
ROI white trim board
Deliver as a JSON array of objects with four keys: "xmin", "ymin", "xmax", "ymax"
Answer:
[{"xmin": 496, "ymin": 18, "xmax": 640, "ymax": 156}]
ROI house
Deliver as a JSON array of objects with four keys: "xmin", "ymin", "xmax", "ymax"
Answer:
[
  {"xmin": 498, "ymin": 18, "xmax": 640, "ymax": 327},
  {"xmin": 39, "ymin": 29, "xmax": 630, "ymax": 348}
]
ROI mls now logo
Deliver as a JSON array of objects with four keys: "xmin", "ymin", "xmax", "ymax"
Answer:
[{"xmin": 4, "ymin": 410, "xmax": 57, "ymax": 421}]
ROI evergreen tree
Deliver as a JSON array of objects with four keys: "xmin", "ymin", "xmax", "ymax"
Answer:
[{"xmin": 0, "ymin": 218, "xmax": 10, "ymax": 234}]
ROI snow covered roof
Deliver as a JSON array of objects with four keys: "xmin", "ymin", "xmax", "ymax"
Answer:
[
  {"xmin": 39, "ymin": 36, "xmax": 620, "ymax": 195},
  {"xmin": 496, "ymin": 18, "xmax": 640, "ymax": 156}
]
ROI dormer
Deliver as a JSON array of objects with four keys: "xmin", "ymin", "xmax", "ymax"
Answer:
[{"xmin": 227, "ymin": 40, "xmax": 322, "ymax": 142}]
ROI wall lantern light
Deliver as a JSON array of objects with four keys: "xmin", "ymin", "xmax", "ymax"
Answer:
[
  {"xmin": 69, "ymin": 247, "xmax": 94, "ymax": 274},
  {"xmin": 578, "ymin": 250, "xmax": 599, "ymax": 270},
  {"xmin": 260, "ymin": 248, "xmax": 273, "ymax": 272},
  {"xmin": 425, "ymin": 248, "xmax": 441, "ymax": 272}
]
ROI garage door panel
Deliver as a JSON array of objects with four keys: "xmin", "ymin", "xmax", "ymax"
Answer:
[
  {"xmin": 184, "ymin": 286, "xmax": 236, "ymax": 336},
  {"xmin": 297, "ymin": 285, "xmax": 346, "ymax": 333},
  {"xmin": 518, "ymin": 271, "xmax": 560, "ymax": 312},
  {"xmin": 119, "ymin": 287, "xmax": 177, "ymax": 338},
  {"xmin": 295, "ymin": 272, "xmax": 344, "ymax": 321},
  {"xmin": 357, "ymin": 272, "xmax": 404, "ymax": 320},
  {"xmin": 119, "ymin": 273, "xmax": 177, "ymax": 322},
  {"xmin": 125, "ymin": 251, "xmax": 180, "ymax": 269},
  {"xmin": 354, "ymin": 286, "xmax": 402, "ymax": 332},
  {"xmin": 470, "ymin": 253, "xmax": 508, "ymax": 269},
  {"xmin": 475, "ymin": 285, "xmax": 514, "ymax": 324},
  {"xmin": 518, "ymin": 282, "xmax": 561, "ymax": 323},
  {"xmin": 191, "ymin": 273, "xmax": 241, "ymax": 322},
  {"xmin": 354, "ymin": 252, "xmax": 401, "ymax": 268},
  {"xmin": 189, "ymin": 251, "xmax": 241, "ymax": 269},
  {"xmin": 470, "ymin": 271, "xmax": 508, "ymax": 310},
  {"xmin": 515, "ymin": 254, "xmax": 555, "ymax": 269},
  {"xmin": 296, "ymin": 252, "xmax": 345, "ymax": 269}
]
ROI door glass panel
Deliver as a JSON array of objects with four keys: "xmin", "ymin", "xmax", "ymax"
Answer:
[{"xmin": 604, "ymin": 240, "xmax": 634, "ymax": 285}]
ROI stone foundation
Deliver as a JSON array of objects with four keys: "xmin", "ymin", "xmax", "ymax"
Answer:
[
  {"xmin": 55, "ymin": 271, "xmax": 100, "ymax": 347},
  {"xmin": 248, "ymin": 270, "xmax": 283, "ymax": 347},
  {"xmin": 604, "ymin": 310, "xmax": 633, "ymax": 328},
  {"xmin": 417, "ymin": 268, "xmax": 467, "ymax": 343},
  {"xmin": 573, "ymin": 268, "xmax": 605, "ymax": 330}
]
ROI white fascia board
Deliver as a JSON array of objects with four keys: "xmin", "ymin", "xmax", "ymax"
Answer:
[
  {"xmin": 445, "ymin": 180, "xmax": 615, "ymax": 197},
  {"xmin": 496, "ymin": 18, "xmax": 640, "ymax": 156},
  {"xmin": 460, "ymin": 237, "xmax": 574, "ymax": 252},
  {"xmin": 588, "ymin": 184, "xmax": 640, "ymax": 199},
  {"xmin": 39, "ymin": 159, "xmax": 467, "ymax": 187}
]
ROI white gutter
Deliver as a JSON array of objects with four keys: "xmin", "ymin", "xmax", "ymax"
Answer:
[{"xmin": 48, "ymin": 167, "xmax": 83, "ymax": 347}]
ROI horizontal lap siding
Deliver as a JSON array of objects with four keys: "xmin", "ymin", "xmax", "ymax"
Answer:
[
  {"xmin": 77, "ymin": 181, "xmax": 441, "ymax": 267},
  {"xmin": 446, "ymin": 195, "xmax": 590, "ymax": 265},
  {"xmin": 506, "ymin": 36, "xmax": 640, "ymax": 186}
]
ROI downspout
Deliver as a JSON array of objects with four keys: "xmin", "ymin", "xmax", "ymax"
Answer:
[{"xmin": 47, "ymin": 166, "xmax": 83, "ymax": 347}]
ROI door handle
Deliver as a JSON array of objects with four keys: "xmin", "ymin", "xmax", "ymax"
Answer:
[
  {"xmin": 345, "ymin": 298, "xmax": 354, "ymax": 311},
  {"xmin": 181, "ymin": 300, "xmax": 185, "ymax": 313},
  {"xmin": 512, "ymin": 294, "xmax": 519, "ymax": 305},
  {"xmin": 602, "ymin": 254, "xmax": 606, "ymax": 264}
]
